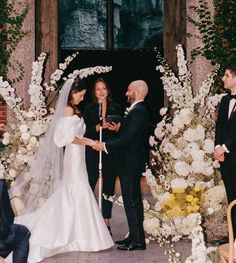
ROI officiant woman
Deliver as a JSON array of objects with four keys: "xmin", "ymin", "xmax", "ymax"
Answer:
[{"xmin": 83, "ymin": 78, "xmax": 122, "ymax": 233}]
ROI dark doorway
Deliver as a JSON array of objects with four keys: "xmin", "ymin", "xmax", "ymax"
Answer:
[{"xmin": 60, "ymin": 49, "xmax": 164, "ymax": 134}]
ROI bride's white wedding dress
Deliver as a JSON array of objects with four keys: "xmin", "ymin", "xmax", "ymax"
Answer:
[{"xmin": 6, "ymin": 115, "xmax": 114, "ymax": 263}]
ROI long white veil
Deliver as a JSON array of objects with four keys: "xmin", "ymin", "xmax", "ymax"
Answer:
[{"xmin": 10, "ymin": 78, "xmax": 74, "ymax": 214}]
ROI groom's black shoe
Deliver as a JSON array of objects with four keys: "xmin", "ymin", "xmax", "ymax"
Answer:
[
  {"xmin": 117, "ymin": 242, "xmax": 146, "ymax": 251},
  {"xmin": 115, "ymin": 237, "xmax": 132, "ymax": 245}
]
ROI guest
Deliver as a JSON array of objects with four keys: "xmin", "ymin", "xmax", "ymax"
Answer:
[
  {"xmin": 83, "ymin": 78, "xmax": 122, "ymax": 232},
  {"xmin": 0, "ymin": 180, "xmax": 30, "ymax": 263},
  {"xmin": 214, "ymin": 63, "xmax": 236, "ymax": 245},
  {"xmin": 93, "ymin": 80, "xmax": 149, "ymax": 251}
]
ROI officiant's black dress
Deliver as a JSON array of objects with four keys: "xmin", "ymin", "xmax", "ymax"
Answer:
[{"xmin": 83, "ymin": 101, "xmax": 122, "ymax": 219}]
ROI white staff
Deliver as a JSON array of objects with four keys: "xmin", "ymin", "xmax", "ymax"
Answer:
[{"xmin": 98, "ymin": 99, "xmax": 103, "ymax": 210}]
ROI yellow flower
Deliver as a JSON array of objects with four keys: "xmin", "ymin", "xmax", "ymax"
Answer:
[
  {"xmin": 172, "ymin": 187, "xmax": 185, "ymax": 194},
  {"xmin": 186, "ymin": 195, "xmax": 193, "ymax": 202}
]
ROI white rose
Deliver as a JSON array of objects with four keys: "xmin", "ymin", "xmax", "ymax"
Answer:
[
  {"xmin": 19, "ymin": 124, "xmax": 28, "ymax": 133},
  {"xmin": 171, "ymin": 178, "xmax": 188, "ymax": 189},
  {"xmin": 154, "ymin": 127, "xmax": 164, "ymax": 140},
  {"xmin": 143, "ymin": 199, "xmax": 150, "ymax": 210},
  {"xmin": 171, "ymin": 126, "xmax": 179, "ymax": 135},
  {"xmin": 212, "ymin": 160, "xmax": 220, "ymax": 168},
  {"xmin": 203, "ymin": 138, "xmax": 214, "ymax": 154},
  {"xmin": 174, "ymin": 161, "xmax": 190, "ymax": 177},
  {"xmin": 191, "ymin": 150, "xmax": 205, "ymax": 161},
  {"xmin": 203, "ymin": 165, "xmax": 214, "ymax": 176},
  {"xmin": 163, "ymin": 142, "xmax": 176, "ymax": 153},
  {"xmin": 26, "ymin": 111, "xmax": 34, "ymax": 118},
  {"xmin": 179, "ymin": 108, "xmax": 194, "ymax": 125},
  {"xmin": 173, "ymin": 115, "xmax": 184, "ymax": 129},
  {"xmin": 206, "ymin": 207, "xmax": 214, "ymax": 215},
  {"xmin": 170, "ymin": 149, "xmax": 182, "ymax": 159},
  {"xmin": 2, "ymin": 137, "xmax": 9, "ymax": 145},
  {"xmin": 21, "ymin": 132, "xmax": 30, "ymax": 141},
  {"xmin": 154, "ymin": 201, "xmax": 162, "ymax": 212},
  {"xmin": 160, "ymin": 107, "xmax": 168, "ymax": 116},
  {"xmin": 149, "ymin": 136, "xmax": 156, "ymax": 147}
]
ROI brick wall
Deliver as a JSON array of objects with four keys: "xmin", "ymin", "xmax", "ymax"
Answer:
[{"xmin": 0, "ymin": 99, "xmax": 7, "ymax": 124}]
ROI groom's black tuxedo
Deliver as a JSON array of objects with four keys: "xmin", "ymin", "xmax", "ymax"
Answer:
[
  {"xmin": 0, "ymin": 180, "xmax": 30, "ymax": 263},
  {"xmin": 215, "ymin": 94, "xmax": 236, "ymax": 236},
  {"xmin": 106, "ymin": 101, "xmax": 149, "ymax": 243}
]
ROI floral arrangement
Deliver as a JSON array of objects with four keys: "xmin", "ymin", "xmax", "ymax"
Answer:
[
  {"xmin": 142, "ymin": 45, "xmax": 226, "ymax": 261},
  {"xmin": 0, "ymin": 53, "xmax": 112, "ymax": 181}
]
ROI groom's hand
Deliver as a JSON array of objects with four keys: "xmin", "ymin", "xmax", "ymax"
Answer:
[{"xmin": 92, "ymin": 141, "xmax": 105, "ymax": 151}]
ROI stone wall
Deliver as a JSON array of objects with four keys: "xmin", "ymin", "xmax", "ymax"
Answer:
[
  {"xmin": 7, "ymin": 0, "xmax": 35, "ymax": 106},
  {"xmin": 186, "ymin": 0, "xmax": 214, "ymax": 94}
]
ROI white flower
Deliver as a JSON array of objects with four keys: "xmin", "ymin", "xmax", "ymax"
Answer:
[
  {"xmin": 171, "ymin": 178, "xmax": 188, "ymax": 190},
  {"xmin": 173, "ymin": 114, "xmax": 184, "ymax": 129},
  {"xmin": 154, "ymin": 127, "xmax": 164, "ymax": 140},
  {"xmin": 21, "ymin": 132, "xmax": 30, "ymax": 141},
  {"xmin": 143, "ymin": 199, "xmax": 150, "ymax": 210},
  {"xmin": 2, "ymin": 137, "xmax": 10, "ymax": 145},
  {"xmin": 179, "ymin": 108, "xmax": 194, "ymax": 125},
  {"xmin": 174, "ymin": 161, "xmax": 190, "ymax": 177},
  {"xmin": 203, "ymin": 138, "xmax": 214, "ymax": 154},
  {"xmin": 206, "ymin": 207, "xmax": 214, "ymax": 215},
  {"xmin": 154, "ymin": 201, "xmax": 162, "ymax": 212},
  {"xmin": 160, "ymin": 107, "xmax": 168, "ymax": 116},
  {"xmin": 212, "ymin": 160, "xmax": 220, "ymax": 168},
  {"xmin": 143, "ymin": 217, "xmax": 160, "ymax": 237},
  {"xmin": 19, "ymin": 124, "xmax": 28, "ymax": 133},
  {"xmin": 191, "ymin": 150, "xmax": 205, "ymax": 161},
  {"xmin": 149, "ymin": 136, "xmax": 157, "ymax": 147},
  {"xmin": 170, "ymin": 149, "xmax": 182, "ymax": 159},
  {"xmin": 163, "ymin": 142, "xmax": 176, "ymax": 153}
]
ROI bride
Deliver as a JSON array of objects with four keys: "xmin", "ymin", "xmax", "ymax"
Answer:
[{"xmin": 6, "ymin": 78, "xmax": 114, "ymax": 263}]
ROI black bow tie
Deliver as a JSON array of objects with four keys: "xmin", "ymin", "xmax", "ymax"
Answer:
[{"xmin": 229, "ymin": 94, "xmax": 236, "ymax": 99}]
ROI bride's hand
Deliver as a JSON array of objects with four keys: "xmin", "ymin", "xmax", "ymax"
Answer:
[{"xmin": 87, "ymin": 139, "xmax": 96, "ymax": 147}]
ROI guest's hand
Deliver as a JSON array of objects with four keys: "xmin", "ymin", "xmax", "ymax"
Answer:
[
  {"xmin": 107, "ymin": 122, "xmax": 121, "ymax": 132},
  {"xmin": 92, "ymin": 141, "xmax": 105, "ymax": 151},
  {"xmin": 0, "ymin": 124, "xmax": 6, "ymax": 132},
  {"xmin": 214, "ymin": 147, "xmax": 225, "ymax": 162}
]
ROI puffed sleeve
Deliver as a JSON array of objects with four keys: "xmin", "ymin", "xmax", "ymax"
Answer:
[{"xmin": 54, "ymin": 117, "xmax": 77, "ymax": 147}]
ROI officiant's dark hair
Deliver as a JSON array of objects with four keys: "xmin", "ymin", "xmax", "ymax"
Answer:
[
  {"xmin": 92, "ymin": 78, "xmax": 112, "ymax": 103},
  {"xmin": 67, "ymin": 77, "xmax": 87, "ymax": 113}
]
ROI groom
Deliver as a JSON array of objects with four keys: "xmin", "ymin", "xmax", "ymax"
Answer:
[{"xmin": 93, "ymin": 80, "xmax": 149, "ymax": 251}]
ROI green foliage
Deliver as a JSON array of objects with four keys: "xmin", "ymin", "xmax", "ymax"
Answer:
[
  {"xmin": 0, "ymin": 0, "xmax": 28, "ymax": 82},
  {"xmin": 188, "ymin": 0, "xmax": 236, "ymax": 91}
]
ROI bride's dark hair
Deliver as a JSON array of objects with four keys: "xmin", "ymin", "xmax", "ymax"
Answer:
[{"xmin": 67, "ymin": 77, "xmax": 87, "ymax": 114}]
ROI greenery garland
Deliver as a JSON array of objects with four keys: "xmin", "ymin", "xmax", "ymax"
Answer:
[
  {"xmin": 188, "ymin": 0, "xmax": 236, "ymax": 91},
  {"xmin": 0, "ymin": 0, "xmax": 28, "ymax": 82}
]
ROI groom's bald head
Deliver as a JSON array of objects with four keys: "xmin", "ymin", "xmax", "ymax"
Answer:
[{"xmin": 127, "ymin": 80, "xmax": 148, "ymax": 102}]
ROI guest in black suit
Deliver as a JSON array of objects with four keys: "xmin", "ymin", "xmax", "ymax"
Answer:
[
  {"xmin": 0, "ymin": 180, "xmax": 30, "ymax": 263},
  {"xmin": 83, "ymin": 78, "xmax": 122, "ymax": 232},
  {"xmin": 93, "ymin": 80, "xmax": 149, "ymax": 251},
  {"xmin": 214, "ymin": 63, "xmax": 236, "ymax": 244}
]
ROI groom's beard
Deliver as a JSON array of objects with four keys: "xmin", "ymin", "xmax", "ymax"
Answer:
[{"xmin": 127, "ymin": 96, "xmax": 135, "ymax": 104}]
